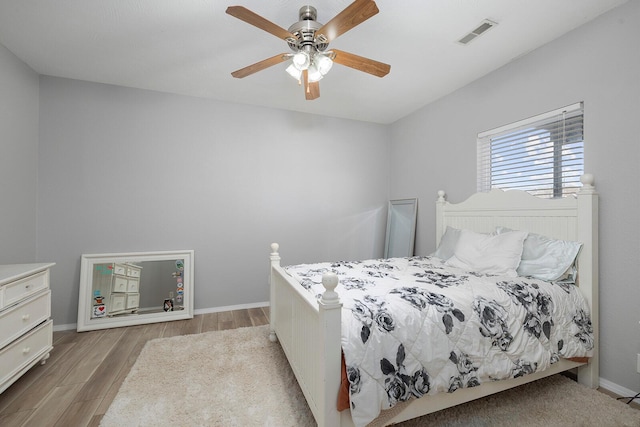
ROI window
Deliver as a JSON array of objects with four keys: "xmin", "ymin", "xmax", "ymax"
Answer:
[{"xmin": 477, "ymin": 102, "xmax": 584, "ymax": 198}]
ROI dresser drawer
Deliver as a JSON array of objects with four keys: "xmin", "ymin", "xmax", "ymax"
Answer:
[
  {"xmin": 113, "ymin": 264, "xmax": 127, "ymax": 276},
  {"xmin": 0, "ymin": 320, "xmax": 53, "ymax": 388},
  {"xmin": 127, "ymin": 266, "xmax": 141, "ymax": 278},
  {"xmin": 3, "ymin": 271, "xmax": 49, "ymax": 307},
  {"xmin": 111, "ymin": 275, "xmax": 128, "ymax": 293},
  {"xmin": 125, "ymin": 293, "xmax": 140, "ymax": 310},
  {"xmin": 0, "ymin": 291, "xmax": 51, "ymax": 349},
  {"xmin": 109, "ymin": 293, "xmax": 126, "ymax": 313},
  {"xmin": 127, "ymin": 278, "xmax": 139, "ymax": 292}
]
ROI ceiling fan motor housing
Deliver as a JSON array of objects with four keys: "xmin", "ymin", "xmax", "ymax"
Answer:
[
  {"xmin": 298, "ymin": 5, "xmax": 317, "ymax": 21},
  {"xmin": 287, "ymin": 6, "xmax": 329, "ymax": 53}
]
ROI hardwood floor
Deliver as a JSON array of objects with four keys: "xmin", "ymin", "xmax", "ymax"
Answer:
[
  {"xmin": 1, "ymin": 306, "xmax": 637, "ymax": 426},
  {"xmin": 0, "ymin": 308, "xmax": 270, "ymax": 427}
]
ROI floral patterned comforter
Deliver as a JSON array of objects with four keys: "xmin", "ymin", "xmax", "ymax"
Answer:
[{"xmin": 284, "ymin": 256, "xmax": 594, "ymax": 427}]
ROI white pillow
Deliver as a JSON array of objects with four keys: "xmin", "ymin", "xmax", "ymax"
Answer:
[
  {"xmin": 496, "ymin": 227, "xmax": 582, "ymax": 282},
  {"xmin": 432, "ymin": 226, "xmax": 461, "ymax": 260},
  {"xmin": 446, "ymin": 229, "xmax": 528, "ymax": 277}
]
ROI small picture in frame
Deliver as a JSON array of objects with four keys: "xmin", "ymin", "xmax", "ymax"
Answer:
[
  {"xmin": 163, "ymin": 299, "xmax": 174, "ymax": 312},
  {"xmin": 93, "ymin": 304, "xmax": 106, "ymax": 318}
]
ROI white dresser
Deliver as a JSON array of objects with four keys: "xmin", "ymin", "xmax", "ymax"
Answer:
[{"xmin": 0, "ymin": 263, "xmax": 55, "ymax": 394}]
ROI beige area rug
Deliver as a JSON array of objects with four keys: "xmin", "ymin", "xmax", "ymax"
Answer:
[{"xmin": 101, "ymin": 325, "xmax": 640, "ymax": 427}]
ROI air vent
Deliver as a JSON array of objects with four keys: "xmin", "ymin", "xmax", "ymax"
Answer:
[{"xmin": 457, "ymin": 19, "xmax": 497, "ymax": 45}]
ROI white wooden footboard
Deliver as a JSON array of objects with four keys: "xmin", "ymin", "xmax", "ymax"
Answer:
[{"xmin": 269, "ymin": 244, "xmax": 343, "ymax": 427}]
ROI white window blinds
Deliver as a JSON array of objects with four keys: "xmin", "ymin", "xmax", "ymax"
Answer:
[{"xmin": 477, "ymin": 102, "xmax": 584, "ymax": 198}]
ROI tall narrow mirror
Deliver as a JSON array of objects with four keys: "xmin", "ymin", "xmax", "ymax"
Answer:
[
  {"xmin": 77, "ymin": 250, "xmax": 194, "ymax": 332},
  {"xmin": 384, "ymin": 198, "xmax": 418, "ymax": 258}
]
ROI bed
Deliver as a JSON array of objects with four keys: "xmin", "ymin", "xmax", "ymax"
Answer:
[{"xmin": 268, "ymin": 174, "xmax": 599, "ymax": 427}]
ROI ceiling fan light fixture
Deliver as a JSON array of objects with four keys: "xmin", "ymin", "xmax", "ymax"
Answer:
[
  {"xmin": 315, "ymin": 54, "xmax": 333, "ymax": 75},
  {"xmin": 292, "ymin": 51, "xmax": 310, "ymax": 70},
  {"xmin": 286, "ymin": 63, "xmax": 302, "ymax": 81},
  {"xmin": 307, "ymin": 63, "xmax": 323, "ymax": 82}
]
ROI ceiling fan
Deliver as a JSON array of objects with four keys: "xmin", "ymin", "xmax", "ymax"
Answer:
[{"xmin": 226, "ymin": 0, "xmax": 391, "ymax": 100}]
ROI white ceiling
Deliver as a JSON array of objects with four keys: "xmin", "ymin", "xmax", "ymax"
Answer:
[{"xmin": 0, "ymin": 0, "xmax": 628, "ymax": 124}]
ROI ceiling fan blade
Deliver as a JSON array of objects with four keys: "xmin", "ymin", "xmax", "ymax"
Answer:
[
  {"xmin": 226, "ymin": 6, "xmax": 295, "ymax": 41},
  {"xmin": 315, "ymin": 0, "xmax": 379, "ymax": 43},
  {"xmin": 302, "ymin": 70, "xmax": 320, "ymax": 100},
  {"xmin": 231, "ymin": 53, "xmax": 289, "ymax": 78},
  {"xmin": 331, "ymin": 49, "xmax": 390, "ymax": 77}
]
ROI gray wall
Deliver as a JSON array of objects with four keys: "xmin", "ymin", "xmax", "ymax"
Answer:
[
  {"xmin": 37, "ymin": 77, "xmax": 390, "ymax": 327},
  {"xmin": 390, "ymin": 1, "xmax": 640, "ymax": 394},
  {"xmin": 0, "ymin": 44, "xmax": 39, "ymax": 263}
]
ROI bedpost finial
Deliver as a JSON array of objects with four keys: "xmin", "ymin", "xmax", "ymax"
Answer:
[
  {"xmin": 580, "ymin": 173, "xmax": 594, "ymax": 187},
  {"xmin": 321, "ymin": 272, "xmax": 340, "ymax": 305},
  {"xmin": 579, "ymin": 174, "xmax": 596, "ymax": 194},
  {"xmin": 437, "ymin": 190, "xmax": 446, "ymax": 203},
  {"xmin": 270, "ymin": 243, "xmax": 281, "ymax": 265}
]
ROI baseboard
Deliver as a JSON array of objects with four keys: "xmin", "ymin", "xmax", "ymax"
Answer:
[
  {"xmin": 54, "ymin": 323, "xmax": 77, "ymax": 332},
  {"xmin": 52, "ymin": 302, "xmax": 269, "ymax": 332},
  {"xmin": 599, "ymin": 377, "xmax": 640, "ymax": 400},
  {"xmin": 193, "ymin": 301, "xmax": 269, "ymax": 315}
]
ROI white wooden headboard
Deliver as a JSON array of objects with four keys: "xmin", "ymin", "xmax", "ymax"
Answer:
[{"xmin": 434, "ymin": 173, "xmax": 599, "ymax": 387}]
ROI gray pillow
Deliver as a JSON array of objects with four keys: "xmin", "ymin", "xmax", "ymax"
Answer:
[
  {"xmin": 432, "ymin": 226, "xmax": 461, "ymax": 260},
  {"xmin": 496, "ymin": 226, "xmax": 582, "ymax": 282}
]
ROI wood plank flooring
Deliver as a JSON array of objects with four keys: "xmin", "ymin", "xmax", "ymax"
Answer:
[
  {"xmin": 0, "ymin": 308, "xmax": 269, "ymax": 427},
  {"xmin": 0, "ymin": 306, "xmax": 637, "ymax": 426}
]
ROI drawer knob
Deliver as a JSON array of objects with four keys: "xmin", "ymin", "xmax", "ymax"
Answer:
[
  {"xmin": 22, "ymin": 314, "xmax": 30, "ymax": 321},
  {"xmin": 23, "ymin": 347, "xmax": 31, "ymax": 354}
]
